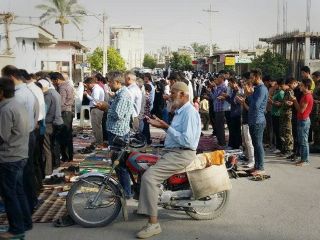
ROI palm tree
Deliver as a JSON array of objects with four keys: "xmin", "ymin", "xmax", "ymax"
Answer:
[{"xmin": 36, "ymin": 0, "xmax": 87, "ymax": 39}]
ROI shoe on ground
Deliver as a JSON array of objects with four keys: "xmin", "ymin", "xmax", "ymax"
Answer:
[
  {"xmin": 273, "ymin": 149, "xmax": 281, "ymax": 154},
  {"xmin": 136, "ymin": 222, "xmax": 162, "ymax": 239},
  {"xmin": 295, "ymin": 161, "xmax": 310, "ymax": 166}
]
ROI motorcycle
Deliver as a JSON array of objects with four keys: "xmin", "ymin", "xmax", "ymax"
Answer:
[{"xmin": 66, "ymin": 135, "xmax": 237, "ymax": 228}]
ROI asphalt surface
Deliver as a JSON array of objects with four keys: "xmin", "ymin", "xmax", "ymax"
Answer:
[{"xmin": 26, "ymin": 149, "xmax": 320, "ymax": 240}]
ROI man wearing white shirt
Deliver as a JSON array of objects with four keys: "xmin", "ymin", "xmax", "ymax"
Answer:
[
  {"xmin": 84, "ymin": 77, "xmax": 105, "ymax": 145},
  {"xmin": 125, "ymin": 71, "xmax": 142, "ymax": 131},
  {"xmin": 21, "ymin": 69, "xmax": 46, "ymax": 196}
]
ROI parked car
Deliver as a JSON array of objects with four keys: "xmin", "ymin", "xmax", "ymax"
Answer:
[{"xmin": 139, "ymin": 67, "xmax": 152, "ymax": 74}]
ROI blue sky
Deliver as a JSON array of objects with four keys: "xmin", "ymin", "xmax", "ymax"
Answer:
[{"xmin": 1, "ymin": 0, "xmax": 319, "ymax": 52}]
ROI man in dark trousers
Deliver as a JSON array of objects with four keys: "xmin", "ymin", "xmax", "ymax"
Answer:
[{"xmin": 0, "ymin": 77, "xmax": 33, "ymax": 239}]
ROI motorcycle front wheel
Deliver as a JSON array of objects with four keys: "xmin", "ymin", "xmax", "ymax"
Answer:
[
  {"xmin": 186, "ymin": 190, "xmax": 230, "ymax": 220},
  {"xmin": 66, "ymin": 176, "xmax": 122, "ymax": 227}
]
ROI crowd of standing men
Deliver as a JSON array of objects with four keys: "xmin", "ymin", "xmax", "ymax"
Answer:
[{"xmin": 0, "ymin": 62, "xmax": 317, "ymax": 239}]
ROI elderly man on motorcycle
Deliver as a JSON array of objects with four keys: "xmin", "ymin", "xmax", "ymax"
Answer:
[{"xmin": 136, "ymin": 81, "xmax": 201, "ymax": 239}]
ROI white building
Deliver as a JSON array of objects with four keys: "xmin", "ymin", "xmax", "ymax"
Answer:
[
  {"xmin": 41, "ymin": 40, "xmax": 88, "ymax": 83},
  {"xmin": 0, "ymin": 21, "xmax": 88, "ymax": 83},
  {"xmin": 0, "ymin": 22, "xmax": 57, "ymax": 73},
  {"xmin": 110, "ymin": 25, "xmax": 144, "ymax": 69}
]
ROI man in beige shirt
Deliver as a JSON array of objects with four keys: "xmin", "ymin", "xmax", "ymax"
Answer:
[
  {"xmin": 50, "ymin": 72, "xmax": 75, "ymax": 161},
  {"xmin": 200, "ymin": 96, "xmax": 210, "ymax": 130}
]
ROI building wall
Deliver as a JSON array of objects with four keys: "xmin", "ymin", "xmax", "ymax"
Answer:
[
  {"xmin": 110, "ymin": 26, "xmax": 144, "ymax": 69},
  {"xmin": 15, "ymin": 38, "xmax": 41, "ymax": 73},
  {"xmin": 0, "ymin": 24, "xmax": 42, "ymax": 73},
  {"xmin": 40, "ymin": 45, "xmax": 73, "ymax": 78}
]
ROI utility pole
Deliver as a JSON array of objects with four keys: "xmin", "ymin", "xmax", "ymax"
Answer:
[
  {"xmin": 282, "ymin": 0, "xmax": 287, "ymax": 33},
  {"xmin": 277, "ymin": 0, "xmax": 280, "ymax": 34},
  {"xmin": 203, "ymin": 4, "xmax": 219, "ymax": 72},
  {"xmin": 306, "ymin": 0, "xmax": 311, "ymax": 32},
  {"xmin": 305, "ymin": 0, "xmax": 311, "ymax": 67},
  {"xmin": 102, "ymin": 12, "xmax": 108, "ymax": 75},
  {"xmin": 0, "ymin": 12, "xmax": 14, "ymax": 55},
  {"xmin": 203, "ymin": 4, "xmax": 219, "ymax": 57}
]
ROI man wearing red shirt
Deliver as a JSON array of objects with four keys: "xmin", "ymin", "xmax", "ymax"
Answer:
[{"xmin": 289, "ymin": 78, "xmax": 314, "ymax": 166}]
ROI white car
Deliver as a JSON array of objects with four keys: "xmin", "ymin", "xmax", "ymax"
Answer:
[{"xmin": 139, "ymin": 68, "xmax": 152, "ymax": 74}]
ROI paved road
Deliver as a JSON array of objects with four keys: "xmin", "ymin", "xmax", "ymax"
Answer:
[{"xmin": 27, "ymin": 151, "xmax": 320, "ymax": 240}]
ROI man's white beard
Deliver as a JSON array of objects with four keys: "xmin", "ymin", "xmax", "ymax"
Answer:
[{"xmin": 172, "ymin": 99, "xmax": 182, "ymax": 109}]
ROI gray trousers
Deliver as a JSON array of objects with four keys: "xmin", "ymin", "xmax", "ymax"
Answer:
[
  {"xmin": 90, "ymin": 108, "xmax": 104, "ymax": 144},
  {"xmin": 137, "ymin": 149, "xmax": 196, "ymax": 217},
  {"xmin": 214, "ymin": 111, "xmax": 226, "ymax": 146}
]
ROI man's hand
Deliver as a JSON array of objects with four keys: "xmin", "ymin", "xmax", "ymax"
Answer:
[
  {"xmin": 163, "ymin": 94, "xmax": 170, "ymax": 100},
  {"xmin": 146, "ymin": 115, "xmax": 169, "ymax": 129},
  {"xmin": 273, "ymin": 101, "xmax": 281, "ymax": 106},
  {"xmin": 236, "ymin": 96, "xmax": 245, "ymax": 105},
  {"xmin": 95, "ymin": 101, "xmax": 109, "ymax": 111},
  {"xmin": 289, "ymin": 95, "xmax": 297, "ymax": 102},
  {"xmin": 220, "ymin": 92, "xmax": 229, "ymax": 98},
  {"xmin": 217, "ymin": 96, "xmax": 226, "ymax": 100},
  {"xmin": 285, "ymin": 101, "xmax": 294, "ymax": 106}
]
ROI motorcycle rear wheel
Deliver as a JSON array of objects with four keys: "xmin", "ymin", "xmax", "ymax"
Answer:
[
  {"xmin": 186, "ymin": 190, "xmax": 230, "ymax": 220},
  {"xmin": 66, "ymin": 176, "xmax": 122, "ymax": 227}
]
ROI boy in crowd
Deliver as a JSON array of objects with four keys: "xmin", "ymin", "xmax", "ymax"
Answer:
[
  {"xmin": 269, "ymin": 80, "xmax": 284, "ymax": 154},
  {"xmin": 289, "ymin": 78, "xmax": 314, "ymax": 166},
  {"xmin": 278, "ymin": 78, "xmax": 294, "ymax": 157}
]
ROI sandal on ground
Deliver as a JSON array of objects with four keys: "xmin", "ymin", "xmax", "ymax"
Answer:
[
  {"xmin": 250, "ymin": 174, "xmax": 271, "ymax": 181},
  {"xmin": 53, "ymin": 215, "xmax": 75, "ymax": 228}
]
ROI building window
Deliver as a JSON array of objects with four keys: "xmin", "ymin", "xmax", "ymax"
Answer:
[
  {"xmin": 22, "ymin": 39, "xmax": 26, "ymax": 52},
  {"xmin": 33, "ymin": 42, "xmax": 36, "ymax": 50}
]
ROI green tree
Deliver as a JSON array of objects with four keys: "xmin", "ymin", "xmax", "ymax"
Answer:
[
  {"xmin": 107, "ymin": 47, "xmax": 126, "ymax": 72},
  {"xmin": 36, "ymin": 0, "xmax": 87, "ymax": 39},
  {"xmin": 170, "ymin": 52, "xmax": 193, "ymax": 71},
  {"xmin": 143, "ymin": 54, "xmax": 157, "ymax": 69},
  {"xmin": 191, "ymin": 42, "xmax": 219, "ymax": 57},
  {"xmin": 251, "ymin": 49, "xmax": 289, "ymax": 79},
  {"xmin": 88, "ymin": 47, "xmax": 126, "ymax": 72},
  {"xmin": 87, "ymin": 47, "xmax": 103, "ymax": 72}
]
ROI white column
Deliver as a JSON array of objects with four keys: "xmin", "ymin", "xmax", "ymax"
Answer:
[{"xmin": 305, "ymin": 36, "xmax": 311, "ymax": 67}]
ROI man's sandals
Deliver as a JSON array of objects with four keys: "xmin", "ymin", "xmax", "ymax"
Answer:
[{"xmin": 250, "ymin": 174, "xmax": 271, "ymax": 181}]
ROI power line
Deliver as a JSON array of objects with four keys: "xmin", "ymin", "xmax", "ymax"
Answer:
[
  {"xmin": 14, "ymin": 13, "xmax": 103, "ymax": 20},
  {"xmin": 0, "ymin": 26, "xmax": 34, "ymax": 35},
  {"xmin": 203, "ymin": 4, "xmax": 219, "ymax": 57}
]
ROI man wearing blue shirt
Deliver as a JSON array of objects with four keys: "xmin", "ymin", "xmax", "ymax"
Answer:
[
  {"xmin": 136, "ymin": 82, "xmax": 201, "ymax": 239},
  {"xmin": 248, "ymin": 69, "xmax": 269, "ymax": 176},
  {"xmin": 106, "ymin": 72, "xmax": 134, "ymax": 199}
]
